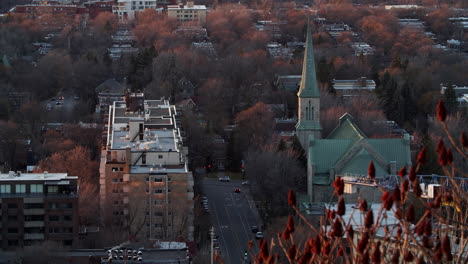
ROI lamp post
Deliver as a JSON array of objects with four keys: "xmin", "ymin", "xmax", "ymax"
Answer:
[{"xmin": 210, "ymin": 226, "xmax": 215, "ymax": 264}]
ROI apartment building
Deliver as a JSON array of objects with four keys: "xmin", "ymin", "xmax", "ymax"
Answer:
[
  {"xmin": 99, "ymin": 93, "xmax": 194, "ymax": 242},
  {"xmin": 167, "ymin": 2, "xmax": 207, "ymax": 25},
  {"xmin": 112, "ymin": 0, "xmax": 157, "ymax": 21},
  {"xmin": 0, "ymin": 172, "xmax": 78, "ymax": 250}
]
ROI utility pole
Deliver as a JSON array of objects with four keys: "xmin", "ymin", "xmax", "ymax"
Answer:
[{"xmin": 210, "ymin": 226, "xmax": 214, "ymax": 264}]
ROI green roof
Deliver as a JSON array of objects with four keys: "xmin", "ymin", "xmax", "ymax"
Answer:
[
  {"xmin": 297, "ymin": 19, "xmax": 320, "ymax": 98},
  {"xmin": 309, "ymin": 113, "xmax": 411, "ymax": 178},
  {"xmin": 327, "ymin": 113, "xmax": 366, "ymax": 143}
]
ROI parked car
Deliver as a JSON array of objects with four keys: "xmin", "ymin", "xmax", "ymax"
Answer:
[
  {"xmin": 218, "ymin": 176, "xmax": 231, "ymax": 182},
  {"xmin": 255, "ymin": 232, "xmax": 264, "ymax": 239},
  {"xmin": 234, "ymin": 188, "xmax": 241, "ymax": 193},
  {"xmin": 241, "ymin": 181, "xmax": 249, "ymax": 185},
  {"xmin": 58, "ymin": 96, "xmax": 64, "ymax": 100},
  {"xmin": 251, "ymin": 226, "xmax": 259, "ymax": 233}
]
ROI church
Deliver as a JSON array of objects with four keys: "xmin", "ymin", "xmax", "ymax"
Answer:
[{"xmin": 296, "ymin": 21, "xmax": 412, "ymax": 202}]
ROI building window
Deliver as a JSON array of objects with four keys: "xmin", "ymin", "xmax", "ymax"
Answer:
[
  {"xmin": 112, "ymin": 167, "xmax": 118, "ymax": 172},
  {"xmin": 142, "ymin": 153, "xmax": 146, "ymax": 164},
  {"xmin": 49, "ymin": 215, "xmax": 59, "ymax": 221},
  {"xmin": 154, "ymin": 212, "xmax": 163, "ymax": 216},
  {"xmin": 158, "ymin": 155, "xmax": 163, "ymax": 159},
  {"xmin": 8, "ymin": 215, "xmax": 17, "ymax": 221},
  {"xmin": 8, "ymin": 228, "xmax": 18, "ymax": 234},
  {"xmin": 64, "ymin": 215, "xmax": 72, "ymax": 221},
  {"xmin": 24, "ymin": 203, "xmax": 44, "ymax": 209},
  {"xmin": 8, "ymin": 203, "xmax": 17, "ymax": 209},
  {"xmin": 63, "ymin": 240, "xmax": 73, "ymax": 246},
  {"xmin": 154, "ymin": 178, "xmax": 162, "ymax": 182},
  {"xmin": 47, "ymin": 186, "xmax": 58, "ymax": 193},
  {"xmin": 112, "ymin": 178, "xmax": 119, "ymax": 183},
  {"xmin": 168, "ymin": 189, "xmax": 171, "ymax": 193},
  {"xmin": 0, "ymin": 184, "xmax": 11, "ymax": 193},
  {"xmin": 8, "ymin": 240, "xmax": 19, "ymax": 246},
  {"xmin": 16, "ymin": 184, "xmax": 26, "ymax": 194},
  {"xmin": 30, "ymin": 184, "xmax": 43, "ymax": 193},
  {"xmin": 167, "ymin": 177, "xmax": 171, "ymax": 182},
  {"xmin": 155, "ymin": 189, "xmax": 163, "ymax": 193}
]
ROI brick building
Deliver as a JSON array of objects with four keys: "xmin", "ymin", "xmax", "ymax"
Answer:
[
  {"xmin": 0, "ymin": 172, "xmax": 79, "ymax": 249},
  {"xmin": 99, "ymin": 93, "xmax": 194, "ymax": 242}
]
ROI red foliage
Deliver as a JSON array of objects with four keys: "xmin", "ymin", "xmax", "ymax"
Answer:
[
  {"xmin": 288, "ymin": 189, "xmax": 296, "ymax": 207},
  {"xmin": 398, "ymin": 165, "xmax": 407, "ymax": 178},
  {"xmin": 368, "ymin": 161, "xmax": 376, "ymax": 179},
  {"xmin": 417, "ymin": 146, "xmax": 427, "ymax": 166},
  {"xmin": 364, "ymin": 210, "xmax": 374, "ymax": 229},
  {"xmin": 359, "ymin": 200, "xmax": 368, "ymax": 212},
  {"xmin": 436, "ymin": 100, "xmax": 447, "ymax": 122},
  {"xmin": 286, "ymin": 215, "xmax": 295, "ymax": 233},
  {"xmin": 337, "ymin": 197, "xmax": 345, "ymax": 216},
  {"xmin": 333, "ymin": 177, "xmax": 345, "ymax": 196}
]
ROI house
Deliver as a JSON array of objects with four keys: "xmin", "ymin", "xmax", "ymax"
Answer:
[
  {"xmin": 95, "ymin": 79, "xmax": 126, "ymax": 113},
  {"xmin": 99, "ymin": 93, "xmax": 194, "ymax": 242},
  {"xmin": 295, "ymin": 20, "xmax": 411, "ymax": 203},
  {"xmin": 0, "ymin": 172, "xmax": 79, "ymax": 249},
  {"xmin": 332, "ymin": 77, "xmax": 376, "ymax": 97},
  {"xmin": 274, "ymin": 75, "xmax": 301, "ymax": 93},
  {"xmin": 441, "ymin": 84, "xmax": 468, "ymax": 107}
]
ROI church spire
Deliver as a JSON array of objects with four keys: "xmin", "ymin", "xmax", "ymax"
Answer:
[{"xmin": 297, "ymin": 17, "xmax": 320, "ymax": 98}]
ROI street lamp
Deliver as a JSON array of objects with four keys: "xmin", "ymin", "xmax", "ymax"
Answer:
[{"xmin": 210, "ymin": 226, "xmax": 215, "ymax": 264}]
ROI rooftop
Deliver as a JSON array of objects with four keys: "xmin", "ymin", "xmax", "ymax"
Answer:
[
  {"xmin": 0, "ymin": 172, "xmax": 77, "ymax": 182},
  {"xmin": 111, "ymin": 128, "xmax": 178, "ymax": 151}
]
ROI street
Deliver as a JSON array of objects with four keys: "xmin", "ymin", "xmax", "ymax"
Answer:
[{"xmin": 203, "ymin": 178, "xmax": 262, "ymax": 264}]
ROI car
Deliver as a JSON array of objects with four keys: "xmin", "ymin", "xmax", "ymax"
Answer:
[
  {"xmin": 255, "ymin": 232, "xmax": 264, "ymax": 239},
  {"xmin": 73, "ymin": 96, "xmax": 80, "ymax": 100},
  {"xmin": 58, "ymin": 96, "xmax": 64, "ymax": 100},
  {"xmin": 251, "ymin": 226, "xmax": 259, "ymax": 233},
  {"xmin": 218, "ymin": 176, "xmax": 231, "ymax": 182},
  {"xmin": 55, "ymin": 101, "xmax": 62, "ymax": 105},
  {"xmin": 234, "ymin": 188, "xmax": 241, "ymax": 193},
  {"xmin": 50, "ymin": 98, "xmax": 56, "ymax": 101},
  {"xmin": 241, "ymin": 181, "xmax": 249, "ymax": 185}
]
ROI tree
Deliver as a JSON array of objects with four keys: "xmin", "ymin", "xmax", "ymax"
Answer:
[
  {"xmin": 234, "ymin": 102, "xmax": 274, "ymax": 153},
  {"xmin": 36, "ymin": 146, "xmax": 100, "ymax": 226}
]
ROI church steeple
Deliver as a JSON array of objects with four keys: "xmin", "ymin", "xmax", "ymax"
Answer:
[
  {"xmin": 296, "ymin": 18, "xmax": 322, "ymax": 149},
  {"xmin": 297, "ymin": 17, "xmax": 320, "ymax": 98}
]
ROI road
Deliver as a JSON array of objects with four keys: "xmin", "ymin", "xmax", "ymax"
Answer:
[
  {"xmin": 203, "ymin": 178, "xmax": 262, "ymax": 264},
  {"xmin": 41, "ymin": 90, "xmax": 81, "ymax": 122}
]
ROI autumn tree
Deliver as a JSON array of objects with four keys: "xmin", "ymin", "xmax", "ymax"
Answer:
[
  {"xmin": 234, "ymin": 102, "xmax": 275, "ymax": 153},
  {"xmin": 36, "ymin": 146, "xmax": 100, "ymax": 226}
]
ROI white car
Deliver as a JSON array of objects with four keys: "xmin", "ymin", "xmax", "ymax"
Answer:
[
  {"xmin": 241, "ymin": 181, "xmax": 249, "ymax": 185},
  {"xmin": 218, "ymin": 176, "xmax": 231, "ymax": 182}
]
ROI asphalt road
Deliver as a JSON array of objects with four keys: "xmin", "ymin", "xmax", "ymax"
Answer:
[{"xmin": 203, "ymin": 178, "xmax": 262, "ymax": 264}]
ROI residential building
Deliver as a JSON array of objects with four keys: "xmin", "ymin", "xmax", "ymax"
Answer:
[
  {"xmin": 441, "ymin": 84, "xmax": 468, "ymax": 107},
  {"xmin": 274, "ymin": 75, "xmax": 301, "ymax": 93},
  {"xmin": 398, "ymin": 18, "xmax": 425, "ymax": 31},
  {"xmin": 332, "ymin": 77, "xmax": 376, "ymax": 97},
  {"xmin": 95, "ymin": 79, "xmax": 126, "ymax": 114},
  {"xmin": 167, "ymin": 2, "xmax": 208, "ymax": 25},
  {"xmin": 112, "ymin": 0, "xmax": 157, "ymax": 21},
  {"xmin": 0, "ymin": 172, "xmax": 79, "ymax": 249},
  {"xmin": 99, "ymin": 93, "xmax": 194, "ymax": 242}
]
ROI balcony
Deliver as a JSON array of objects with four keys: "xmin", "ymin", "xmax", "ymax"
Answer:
[
  {"xmin": 24, "ymin": 209, "xmax": 45, "ymax": 215},
  {"xmin": 24, "ymin": 233, "xmax": 45, "ymax": 240},
  {"xmin": 24, "ymin": 221, "xmax": 45, "ymax": 228}
]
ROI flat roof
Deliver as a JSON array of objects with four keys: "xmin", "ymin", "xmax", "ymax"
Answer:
[
  {"xmin": 0, "ymin": 172, "xmax": 77, "ymax": 181},
  {"xmin": 112, "ymin": 129, "xmax": 178, "ymax": 151},
  {"xmin": 130, "ymin": 165, "xmax": 188, "ymax": 174}
]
